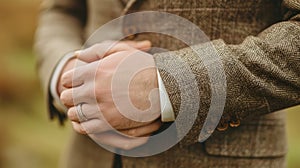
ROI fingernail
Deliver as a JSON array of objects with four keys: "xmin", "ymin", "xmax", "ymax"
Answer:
[{"xmin": 74, "ymin": 50, "xmax": 82, "ymax": 57}]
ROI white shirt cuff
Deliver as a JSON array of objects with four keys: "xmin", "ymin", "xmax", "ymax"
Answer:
[
  {"xmin": 50, "ymin": 52, "xmax": 76, "ymax": 113},
  {"xmin": 157, "ymin": 70, "xmax": 175, "ymax": 122}
]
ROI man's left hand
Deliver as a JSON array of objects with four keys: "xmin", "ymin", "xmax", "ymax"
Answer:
[{"xmin": 60, "ymin": 41, "xmax": 161, "ymax": 137}]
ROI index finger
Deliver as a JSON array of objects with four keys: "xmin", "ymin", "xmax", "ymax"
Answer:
[{"xmin": 76, "ymin": 40, "xmax": 151, "ymax": 63}]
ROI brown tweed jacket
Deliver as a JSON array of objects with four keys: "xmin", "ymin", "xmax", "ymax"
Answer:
[{"xmin": 35, "ymin": 0, "xmax": 300, "ymax": 167}]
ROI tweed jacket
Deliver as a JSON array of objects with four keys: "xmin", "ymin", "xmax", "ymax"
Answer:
[{"xmin": 34, "ymin": 0, "xmax": 300, "ymax": 167}]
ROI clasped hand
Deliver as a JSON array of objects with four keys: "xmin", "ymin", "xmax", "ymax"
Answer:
[{"xmin": 60, "ymin": 41, "xmax": 162, "ymax": 150}]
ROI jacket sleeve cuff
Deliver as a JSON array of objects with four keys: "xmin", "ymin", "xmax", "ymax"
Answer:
[{"xmin": 50, "ymin": 52, "xmax": 76, "ymax": 113}]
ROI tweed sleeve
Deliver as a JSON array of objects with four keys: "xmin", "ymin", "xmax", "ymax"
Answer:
[
  {"xmin": 153, "ymin": 0, "xmax": 300, "ymax": 146},
  {"xmin": 34, "ymin": 0, "xmax": 87, "ymax": 124}
]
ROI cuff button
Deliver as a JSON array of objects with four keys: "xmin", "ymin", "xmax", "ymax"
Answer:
[
  {"xmin": 217, "ymin": 122, "xmax": 228, "ymax": 131},
  {"xmin": 229, "ymin": 119, "xmax": 241, "ymax": 128}
]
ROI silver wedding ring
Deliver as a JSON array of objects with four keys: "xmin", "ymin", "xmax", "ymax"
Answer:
[{"xmin": 76, "ymin": 103, "xmax": 88, "ymax": 122}]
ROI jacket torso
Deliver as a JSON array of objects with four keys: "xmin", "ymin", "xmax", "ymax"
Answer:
[{"xmin": 82, "ymin": 0, "xmax": 287, "ymax": 167}]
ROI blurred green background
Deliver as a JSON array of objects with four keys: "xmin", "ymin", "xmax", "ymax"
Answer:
[
  {"xmin": 0, "ymin": 0, "xmax": 72, "ymax": 168},
  {"xmin": 0, "ymin": 0, "xmax": 299, "ymax": 168}
]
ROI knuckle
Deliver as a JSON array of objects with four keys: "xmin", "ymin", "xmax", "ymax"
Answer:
[
  {"xmin": 79, "ymin": 129, "xmax": 86, "ymax": 134},
  {"xmin": 73, "ymin": 124, "xmax": 86, "ymax": 134},
  {"xmin": 80, "ymin": 123, "xmax": 91, "ymax": 134},
  {"xmin": 95, "ymin": 87, "xmax": 111, "ymax": 102},
  {"xmin": 59, "ymin": 91, "xmax": 69, "ymax": 104},
  {"xmin": 78, "ymin": 125, "xmax": 87, "ymax": 134},
  {"xmin": 61, "ymin": 72, "xmax": 69, "ymax": 82},
  {"xmin": 67, "ymin": 109, "xmax": 75, "ymax": 120},
  {"xmin": 92, "ymin": 109, "xmax": 102, "ymax": 119}
]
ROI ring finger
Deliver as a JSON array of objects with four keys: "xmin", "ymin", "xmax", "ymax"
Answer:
[{"xmin": 68, "ymin": 103, "xmax": 102, "ymax": 122}]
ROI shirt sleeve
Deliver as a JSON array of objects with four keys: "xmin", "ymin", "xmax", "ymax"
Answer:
[
  {"xmin": 157, "ymin": 70, "xmax": 175, "ymax": 122},
  {"xmin": 50, "ymin": 52, "xmax": 76, "ymax": 113}
]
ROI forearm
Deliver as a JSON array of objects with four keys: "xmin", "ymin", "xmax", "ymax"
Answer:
[{"xmin": 154, "ymin": 6, "xmax": 300, "ymax": 145}]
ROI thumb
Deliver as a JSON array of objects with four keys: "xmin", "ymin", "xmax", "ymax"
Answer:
[{"xmin": 123, "ymin": 40, "xmax": 152, "ymax": 51}]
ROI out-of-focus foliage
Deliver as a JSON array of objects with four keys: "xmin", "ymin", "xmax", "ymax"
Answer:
[{"xmin": 0, "ymin": 0, "xmax": 299, "ymax": 168}]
